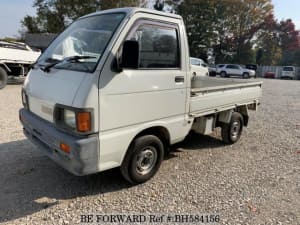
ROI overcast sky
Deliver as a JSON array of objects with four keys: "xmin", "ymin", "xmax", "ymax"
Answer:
[{"xmin": 0, "ymin": 0, "xmax": 300, "ymax": 38}]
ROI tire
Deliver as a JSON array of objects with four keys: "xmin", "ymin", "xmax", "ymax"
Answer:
[
  {"xmin": 120, "ymin": 135, "xmax": 164, "ymax": 184},
  {"xmin": 0, "ymin": 67, "xmax": 8, "ymax": 89},
  {"xmin": 243, "ymin": 73, "xmax": 249, "ymax": 79},
  {"xmin": 221, "ymin": 112, "xmax": 243, "ymax": 144},
  {"xmin": 220, "ymin": 71, "xmax": 227, "ymax": 78}
]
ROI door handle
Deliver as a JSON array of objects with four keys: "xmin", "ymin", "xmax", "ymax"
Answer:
[{"xmin": 175, "ymin": 76, "xmax": 184, "ymax": 83}]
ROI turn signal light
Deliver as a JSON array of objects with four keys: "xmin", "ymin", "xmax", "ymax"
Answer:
[
  {"xmin": 59, "ymin": 142, "xmax": 71, "ymax": 153},
  {"xmin": 76, "ymin": 112, "xmax": 91, "ymax": 132}
]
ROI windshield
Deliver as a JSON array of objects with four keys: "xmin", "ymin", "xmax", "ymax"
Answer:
[{"xmin": 37, "ymin": 13, "xmax": 125, "ymax": 72}]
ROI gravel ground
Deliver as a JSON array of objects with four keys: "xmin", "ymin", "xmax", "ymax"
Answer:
[{"xmin": 0, "ymin": 79, "xmax": 299, "ymax": 225}]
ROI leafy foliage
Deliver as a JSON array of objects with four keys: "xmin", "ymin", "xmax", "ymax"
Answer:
[
  {"xmin": 21, "ymin": 0, "xmax": 300, "ymax": 65},
  {"xmin": 21, "ymin": 0, "xmax": 145, "ymax": 33},
  {"xmin": 177, "ymin": 0, "xmax": 217, "ymax": 59},
  {"xmin": 278, "ymin": 19, "xmax": 300, "ymax": 51},
  {"xmin": 178, "ymin": 0, "xmax": 274, "ymax": 64},
  {"xmin": 255, "ymin": 14, "xmax": 300, "ymax": 65}
]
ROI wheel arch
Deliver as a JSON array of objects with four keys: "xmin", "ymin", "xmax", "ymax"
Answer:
[
  {"xmin": 119, "ymin": 126, "xmax": 171, "ymax": 183},
  {"xmin": 236, "ymin": 105, "xmax": 249, "ymax": 126},
  {"xmin": 120, "ymin": 126, "xmax": 170, "ymax": 165},
  {"xmin": 133, "ymin": 126, "xmax": 171, "ymax": 152},
  {"xmin": 217, "ymin": 106, "xmax": 249, "ymax": 127},
  {"xmin": 0, "ymin": 63, "xmax": 11, "ymax": 73}
]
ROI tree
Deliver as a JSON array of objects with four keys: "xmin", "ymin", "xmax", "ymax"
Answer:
[
  {"xmin": 277, "ymin": 19, "xmax": 300, "ymax": 65},
  {"xmin": 217, "ymin": 0, "xmax": 273, "ymax": 63},
  {"xmin": 177, "ymin": 0, "xmax": 273, "ymax": 63},
  {"xmin": 22, "ymin": 16, "xmax": 40, "ymax": 33},
  {"xmin": 255, "ymin": 14, "xmax": 281, "ymax": 65},
  {"xmin": 255, "ymin": 15, "xmax": 300, "ymax": 65},
  {"xmin": 278, "ymin": 19, "xmax": 300, "ymax": 51},
  {"xmin": 154, "ymin": 0, "xmax": 164, "ymax": 11},
  {"xmin": 21, "ymin": 0, "xmax": 145, "ymax": 33},
  {"xmin": 177, "ymin": 0, "xmax": 217, "ymax": 59}
]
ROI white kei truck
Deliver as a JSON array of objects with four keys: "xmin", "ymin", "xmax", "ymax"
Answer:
[
  {"xmin": 0, "ymin": 41, "xmax": 41, "ymax": 89},
  {"xmin": 20, "ymin": 8, "xmax": 262, "ymax": 184}
]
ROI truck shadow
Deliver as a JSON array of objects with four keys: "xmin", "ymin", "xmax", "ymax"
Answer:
[
  {"xmin": 0, "ymin": 134, "xmax": 224, "ymax": 222},
  {"xmin": 170, "ymin": 130, "xmax": 224, "ymax": 152},
  {"xmin": 0, "ymin": 139, "xmax": 130, "ymax": 222},
  {"xmin": 165, "ymin": 131, "xmax": 225, "ymax": 160}
]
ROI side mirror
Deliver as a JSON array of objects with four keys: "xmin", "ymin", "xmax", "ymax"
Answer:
[{"xmin": 121, "ymin": 40, "xmax": 139, "ymax": 69}]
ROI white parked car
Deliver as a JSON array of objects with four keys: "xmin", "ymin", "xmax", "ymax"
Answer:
[
  {"xmin": 281, "ymin": 66, "xmax": 295, "ymax": 79},
  {"xmin": 190, "ymin": 57, "xmax": 209, "ymax": 76},
  {"xmin": 217, "ymin": 64, "xmax": 256, "ymax": 78}
]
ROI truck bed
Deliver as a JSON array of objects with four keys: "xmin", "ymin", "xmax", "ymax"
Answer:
[
  {"xmin": 190, "ymin": 76, "xmax": 262, "ymax": 116},
  {"xmin": 0, "ymin": 46, "xmax": 40, "ymax": 64}
]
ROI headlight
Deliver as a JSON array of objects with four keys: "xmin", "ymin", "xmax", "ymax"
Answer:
[
  {"xmin": 54, "ymin": 105, "xmax": 93, "ymax": 134},
  {"xmin": 64, "ymin": 109, "xmax": 76, "ymax": 129}
]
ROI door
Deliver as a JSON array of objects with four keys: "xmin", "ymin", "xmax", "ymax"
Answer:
[
  {"xmin": 99, "ymin": 19, "xmax": 187, "ymax": 132},
  {"xmin": 227, "ymin": 64, "xmax": 240, "ymax": 76}
]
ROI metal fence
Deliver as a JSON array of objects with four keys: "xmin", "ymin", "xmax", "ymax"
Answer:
[{"xmin": 257, "ymin": 66, "xmax": 300, "ymax": 79}]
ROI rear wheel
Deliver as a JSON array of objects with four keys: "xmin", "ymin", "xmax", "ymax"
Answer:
[
  {"xmin": 221, "ymin": 112, "xmax": 243, "ymax": 144},
  {"xmin": 0, "ymin": 67, "xmax": 8, "ymax": 89},
  {"xmin": 243, "ymin": 73, "xmax": 249, "ymax": 79},
  {"xmin": 121, "ymin": 135, "xmax": 164, "ymax": 184}
]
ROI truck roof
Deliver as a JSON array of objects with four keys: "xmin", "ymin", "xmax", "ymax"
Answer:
[{"xmin": 80, "ymin": 7, "xmax": 182, "ymax": 20}]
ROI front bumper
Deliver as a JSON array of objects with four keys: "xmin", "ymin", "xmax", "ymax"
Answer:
[
  {"xmin": 281, "ymin": 74, "xmax": 294, "ymax": 79},
  {"xmin": 19, "ymin": 108, "xmax": 100, "ymax": 176}
]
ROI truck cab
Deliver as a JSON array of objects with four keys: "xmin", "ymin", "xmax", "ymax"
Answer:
[
  {"xmin": 0, "ymin": 41, "xmax": 41, "ymax": 89},
  {"xmin": 190, "ymin": 57, "xmax": 209, "ymax": 77},
  {"xmin": 20, "ymin": 8, "xmax": 262, "ymax": 184}
]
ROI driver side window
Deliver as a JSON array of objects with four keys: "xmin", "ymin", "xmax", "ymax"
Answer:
[{"xmin": 129, "ymin": 23, "xmax": 180, "ymax": 69}]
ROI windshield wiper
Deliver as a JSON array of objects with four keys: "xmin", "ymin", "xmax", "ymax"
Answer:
[{"xmin": 41, "ymin": 55, "xmax": 96, "ymax": 72}]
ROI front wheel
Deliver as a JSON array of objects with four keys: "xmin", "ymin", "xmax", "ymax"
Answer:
[
  {"xmin": 0, "ymin": 67, "xmax": 8, "ymax": 89},
  {"xmin": 220, "ymin": 71, "xmax": 227, "ymax": 78},
  {"xmin": 221, "ymin": 112, "xmax": 243, "ymax": 144},
  {"xmin": 121, "ymin": 135, "xmax": 164, "ymax": 184}
]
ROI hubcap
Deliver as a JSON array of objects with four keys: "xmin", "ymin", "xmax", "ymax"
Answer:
[
  {"xmin": 230, "ymin": 121, "xmax": 241, "ymax": 140},
  {"xmin": 135, "ymin": 147, "xmax": 157, "ymax": 175}
]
